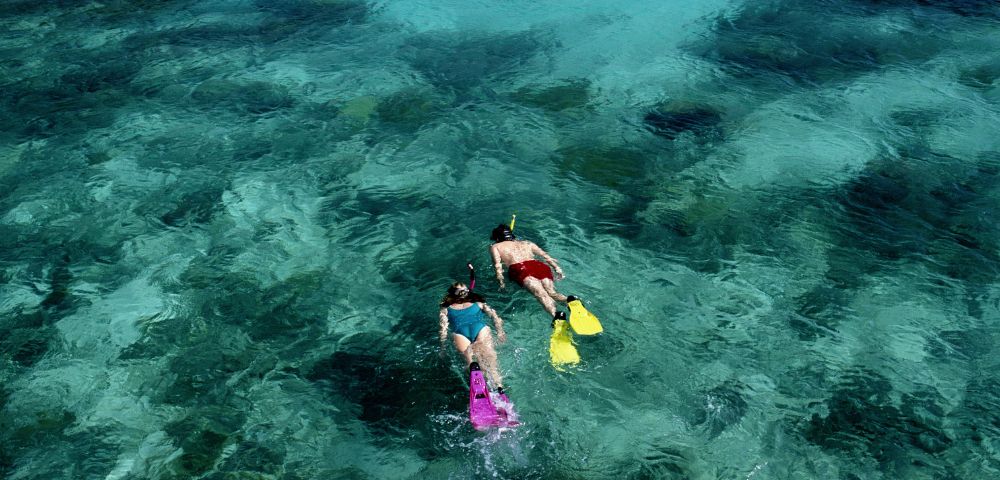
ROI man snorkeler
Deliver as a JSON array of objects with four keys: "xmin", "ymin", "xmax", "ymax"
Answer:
[{"xmin": 488, "ymin": 224, "xmax": 574, "ymax": 322}]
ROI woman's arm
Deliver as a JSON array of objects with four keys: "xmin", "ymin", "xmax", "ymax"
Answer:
[
  {"xmin": 480, "ymin": 302, "xmax": 506, "ymax": 344},
  {"xmin": 530, "ymin": 242, "xmax": 564, "ymax": 280},
  {"xmin": 438, "ymin": 308, "xmax": 450, "ymax": 347}
]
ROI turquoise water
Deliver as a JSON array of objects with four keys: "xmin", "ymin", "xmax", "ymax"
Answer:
[{"xmin": 2, "ymin": 0, "xmax": 1000, "ymax": 478}]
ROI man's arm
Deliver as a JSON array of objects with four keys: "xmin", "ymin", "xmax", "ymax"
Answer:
[
  {"xmin": 490, "ymin": 244, "xmax": 505, "ymax": 289},
  {"xmin": 530, "ymin": 242, "xmax": 564, "ymax": 280}
]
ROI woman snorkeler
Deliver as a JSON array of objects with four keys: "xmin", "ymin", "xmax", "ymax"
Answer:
[{"xmin": 439, "ymin": 282, "xmax": 508, "ymax": 393}]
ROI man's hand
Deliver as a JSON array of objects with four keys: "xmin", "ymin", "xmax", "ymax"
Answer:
[{"xmin": 555, "ymin": 269, "xmax": 565, "ymax": 281}]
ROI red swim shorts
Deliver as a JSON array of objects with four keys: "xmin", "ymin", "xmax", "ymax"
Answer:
[{"xmin": 508, "ymin": 260, "xmax": 553, "ymax": 286}]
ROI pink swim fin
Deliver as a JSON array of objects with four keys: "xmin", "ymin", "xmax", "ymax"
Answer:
[{"xmin": 468, "ymin": 362, "xmax": 519, "ymax": 430}]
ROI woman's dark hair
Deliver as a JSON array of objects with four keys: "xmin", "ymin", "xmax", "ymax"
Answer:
[
  {"xmin": 440, "ymin": 282, "xmax": 486, "ymax": 307},
  {"xmin": 491, "ymin": 224, "xmax": 515, "ymax": 243}
]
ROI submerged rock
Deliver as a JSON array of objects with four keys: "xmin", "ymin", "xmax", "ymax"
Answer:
[
  {"xmin": 164, "ymin": 339, "xmax": 255, "ymax": 405},
  {"xmin": 959, "ymin": 61, "xmax": 1000, "ymax": 90},
  {"xmin": 338, "ymin": 95, "xmax": 378, "ymax": 124},
  {"xmin": 845, "ymin": 169, "xmax": 911, "ymax": 211},
  {"xmin": 165, "ymin": 409, "xmax": 246, "ymax": 477},
  {"xmin": 219, "ymin": 441, "xmax": 285, "ymax": 478},
  {"xmin": 557, "ymin": 145, "xmax": 648, "ymax": 190},
  {"xmin": 851, "ymin": 0, "xmax": 1000, "ymax": 18},
  {"xmin": 693, "ymin": 381, "xmax": 748, "ymax": 437},
  {"xmin": 375, "ymin": 89, "xmax": 445, "ymax": 132},
  {"xmin": 832, "ymin": 151, "xmax": 1000, "ymax": 283},
  {"xmin": 790, "ymin": 286, "xmax": 851, "ymax": 340},
  {"xmin": 1, "ymin": 326, "xmax": 55, "ymax": 367},
  {"xmin": 803, "ymin": 370, "xmax": 952, "ymax": 474},
  {"xmin": 157, "ymin": 184, "xmax": 227, "ymax": 227},
  {"xmin": 305, "ymin": 334, "xmax": 462, "ymax": 441},
  {"xmin": 692, "ymin": 2, "xmax": 943, "ymax": 84},
  {"xmin": 633, "ymin": 443, "xmax": 691, "ymax": 478},
  {"xmin": 255, "ymin": 0, "xmax": 368, "ymax": 27},
  {"xmin": 513, "ymin": 78, "xmax": 591, "ymax": 111},
  {"xmin": 643, "ymin": 104, "xmax": 722, "ymax": 140},
  {"xmin": 191, "ymin": 79, "xmax": 294, "ymax": 115},
  {"xmin": 403, "ymin": 30, "xmax": 545, "ymax": 90}
]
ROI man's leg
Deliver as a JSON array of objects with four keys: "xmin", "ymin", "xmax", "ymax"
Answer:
[
  {"xmin": 541, "ymin": 278, "xmax": 568, "ymax": 303},
  {"xmin": 522, "ymin": 277, "xmax": 557, "ymax": 317}
]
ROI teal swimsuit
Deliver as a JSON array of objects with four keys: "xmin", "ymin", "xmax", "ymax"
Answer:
[{"xmin": 447, "ymin": 303, "xmax": 488, "ymax": 343}]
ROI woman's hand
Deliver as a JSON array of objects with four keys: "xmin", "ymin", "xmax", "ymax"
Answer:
[{"xmin": 497, "ymin": 330, "xmax": 507, "ymax": 344}]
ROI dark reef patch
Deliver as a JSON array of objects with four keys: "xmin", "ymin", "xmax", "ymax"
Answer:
[
  {"xmin": 191, "ymin": 79, "xmax": 295, "ymax": 115},
  {"xmin": 158, "ymin": 184, "xmax": 227, "ymax": 227},
  {"xmin": 130, "ymin": 181, "xmax": 228, "ymax": 229},
  {"xmin": 594, "ymin": 195, "xmax": 650, "ymax": 240},
  {"xmin": 165, "ymin": 407, "xmax": 247, "ymax": 477},
  {"xmin": 0, "ymin": 326, "xmax": 56, "ymax": 367},
  {"xmin": 790, "ymin": 286, "xmax": 852, "ymax": 340},
  {"xmin": 643, "ymin": 103, "xmax": 723, "ymax": 141},
  {"xmin": 164, "ymin": 335, "xmax": 258, "ymax": 405},
  {"xmin": 803, "ymin": 370, "xmax": 952, "ymax": 474},
  {"xmin": 959, "ymin": 60, "xmax": 1000, "ymax": 90},
  {"xmin": 849, "ymin": 0, "xmax": 1000, "ymax": 18},
  {"xmin": 0, "ymin": 48, "xmax": 150, "ymax": 140},
  {"xmin": 254, "ymin": 0, "xmax": 368, "ymax": 32},
  {"xmin": 828, "ymin": 147, "xmax": 1000, "ymax": 285},
  {"xmin": 353, "ymin": 186, "xmax": 434, "ymax": 219},
  {"xmin": 693, "ymin": 381, "xmax": 748, "ymax": 437},
  {"xmin": 557, "ymin": 145, "xmax": 649, "ymax": 190},
  {"xmin": 56, "ymin": 58, "xmax": 144, "ymax": 97},
  {"xmin": 631, "ymin": 443, "xmax": 691, "ymax": 479},
  {"xmin": 954, "ymin": 377, "xmax": 1000, "ymax": 446},
  {"xmin": 0, "ymin": 408, "xmax": 79, "ymax": 477},
  {"xmin": 512, "ymin": 78, "xmax": 592, "ymax": 112},
  {"xmin": 177, "ymin": 256, "xmax": 330, "ymax": 342},
  {"xmin": 691, "ymin": 2, "xmax": 942, "ymax": 85},
  {"xmin": 126, "ymin": 23, "xmax": 271, "ymax": 50},
  {"xmin": 305, "ymin": 334, "xmax": 463, "ymax": 452},
  {"xmin": 374, "ymin": 88, "xmax": 447, "ymax": 132},
  {"xmin": 927, "ymin": 328, "xmax": 992, "ymax": 360},
  {"xmin": 402, "ymin": 30, "xmax": 547, "ymax": 91},
  {"xmin": 41, "ymin": 251, "xmax": 74, "ymax": 312},
  {"xmin": 219, "ymin": 440, "xmax": 286, "ymax": 477}
]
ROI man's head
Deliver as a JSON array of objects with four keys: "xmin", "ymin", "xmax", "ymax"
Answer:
[{"xmin": 490, "ymin": 224, "xmax": 515, "ymax": 243}]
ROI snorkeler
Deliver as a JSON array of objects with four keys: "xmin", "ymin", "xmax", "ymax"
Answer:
[
  {"xmin": 489, "ymin": 224, "xmax": 572, "ymax": 321},
  {"xmin": 439, "ymin": 282, "xmax": 508, "ymax": 392}
]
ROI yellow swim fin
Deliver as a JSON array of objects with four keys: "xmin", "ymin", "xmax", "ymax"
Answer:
[
  {"xmin": 567, "ymin": 297, "xmax": 603, "ymax": 335},
  {"xmin": 549, "ymin": 317, "xmax": 580, "ymax": 367}
]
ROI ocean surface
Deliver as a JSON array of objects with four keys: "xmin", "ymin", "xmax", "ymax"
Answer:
[{"xmin": 2, "ymin": 0, "xmax": 1000, "ymax": 478}]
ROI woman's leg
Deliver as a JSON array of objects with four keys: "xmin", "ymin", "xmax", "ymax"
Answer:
[
  {"xmin": 522, "ymin": 277, "xmax": 557, "ymax": 317},
  {"xmin": 452, "ymin": 333, "xmax": 474, "ymax": 367},
  {"xmin": 470, "ymin": 327, "xmax": 503, "ymax": 388}
]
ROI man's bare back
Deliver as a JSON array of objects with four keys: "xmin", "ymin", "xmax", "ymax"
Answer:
[{"xmin": 490, "ymin": 240, "xmax": 550, "ymax": 269}]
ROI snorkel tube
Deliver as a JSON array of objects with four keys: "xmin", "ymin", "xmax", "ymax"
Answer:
[
  {"xmin": 467, "ymin": 262, "xmax": 476, "ymax": 291},
  {"xmin": 510, "ymin": 214, "xmax": 516, "ymax": 232}
]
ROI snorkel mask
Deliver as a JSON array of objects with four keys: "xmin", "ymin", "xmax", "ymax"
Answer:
[{"xmin": 490, "ymin": 224, "xmax": 515, "ymax": 243}]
